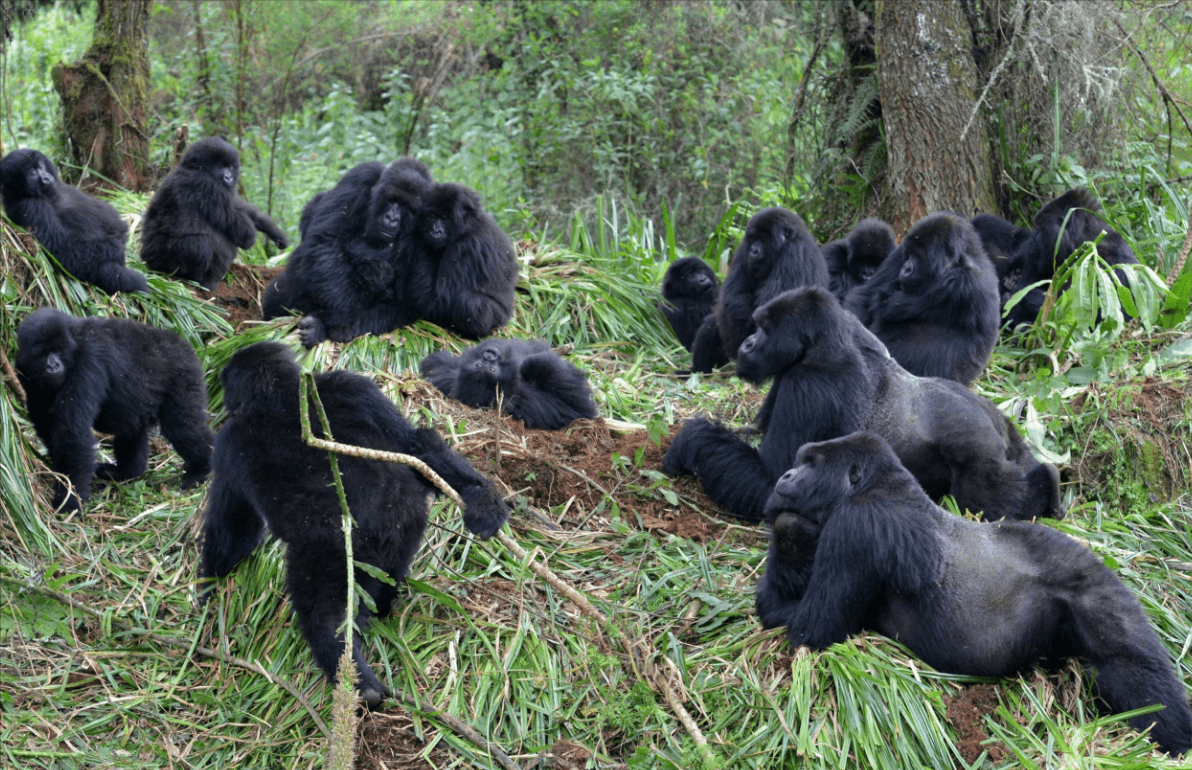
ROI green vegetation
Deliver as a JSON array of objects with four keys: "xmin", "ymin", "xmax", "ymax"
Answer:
[{"xmin": 1, "ymin": 2, "xmax": 1190, "ymax": 769}]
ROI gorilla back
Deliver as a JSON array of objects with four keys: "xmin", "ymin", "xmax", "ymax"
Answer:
[
  {"xmin": 200, "ymin": 342, "xmax": 508, "ymax": 706},
  {"xmin": 757, "ymin": 432, "xmax": 1191, "ymax": 756}
]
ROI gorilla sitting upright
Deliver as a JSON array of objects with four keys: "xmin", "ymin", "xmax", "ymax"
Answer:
[{"xmin": 756, "ymin": 431, "xmax": 1192, "ymax": 757}]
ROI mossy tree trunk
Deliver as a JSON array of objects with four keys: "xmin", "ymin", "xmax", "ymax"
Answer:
[
  {"xmin": 874, "ymin": 0, "xmax": 996, "ymax": 232},
  {"xmin": 50, "ymin": 0, "xmax": 151, "ymax": 191}
]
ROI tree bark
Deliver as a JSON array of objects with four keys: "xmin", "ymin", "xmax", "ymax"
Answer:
[
  {"xmin": 50, "ymin": 0, "xmax": 152, "ymax": 191},
  {"xmin": 874, "ymin": 0, "xmax": 996, "ymax": 232}
]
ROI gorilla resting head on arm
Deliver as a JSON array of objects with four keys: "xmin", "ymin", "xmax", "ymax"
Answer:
[
  {"xmin": 140, "ymin": 137, "xmax": 289, "ymax": 290},
  {"xmin": 658, "ymin": 256, "xmax": 720, "ymax": 352},
  {"xmin": 200, "ymin": 342, "xmax": 508, "ymax": 706},
  {"xmin": 757, "ymin": 431, "xmax": 1191, "ymax": 756},
  {"xmin": 0, "ymin": 149, "xmax": 147, "ymax": 294},
  {"xmin": 664, "ymin": 287, "xmax": 1062, "ymax": 523},
  {"xmin": 843, "ymin": 212, "xmax": 1000, "ymax": 384},
  {"xmin": 16, "ymin": 308, "xmax": 213, "ymax": 512},
  {"xmin": 421, "ymin": 339, "xmax": 597, "ymax": 430},
  {"xmin": 823, "ymin": 217, "xmax": 895, "ymax": 303}
]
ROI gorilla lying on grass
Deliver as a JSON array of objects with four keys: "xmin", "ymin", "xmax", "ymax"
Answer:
[
  {"xmin": 756, "ymin": 431, "xmax": 1192, "ymax": 756},
  {"xmin": 199, "ymin": 342, "xmax": 508, "ymax": 706}
]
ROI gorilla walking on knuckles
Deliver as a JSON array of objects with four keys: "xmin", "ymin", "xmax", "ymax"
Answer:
[
  {"xmin": 16, "ymin": 308, "xmax": 213, "ymax": 513},
  {"xmin": 756, "ymin": 431, "xmax": 1191, "ymax": 757},
  {"xmin": 664, "ymin": 287, "xmax": 1063, "ymax": 523},
  {"xmin": 199, "ymin": 342, "xmax": 508, "ymax": 707},
  {"xmin": 405, "ymin": 182, "xmax": 519, "ymax": 339},
  {"xmin": 422, "ymin": 339, "xmax": 597, "ymax": 430},
  {"xmin": 262, "ymin": 158, "xmax": 433, "ymax": 346},
  {"xmin": 689, "ymin": 207, "xmax": 829, "ymax": 373},
  {"xmin": 0, "ymin": 148, "xmax": 148, "ymax": 294},
  {"xmin": 140, "ymin": 137, "xmax": 289, "ymax": 290}
]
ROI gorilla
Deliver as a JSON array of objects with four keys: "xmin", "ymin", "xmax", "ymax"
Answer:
[
  {"xmin": 1005, "ymin": 189, "xmax": 1141, "ymax": 329},
  {"xmin": 405, "ymin": 183, "xmax": 519, "ymax": 339},
  {"xmin": 261, "ymin": 158, "xmax": 433, "ymax": 347},
  {"xmin": 421, "ymin": 339, "xmax": 597, "ymax": 430},
  {"xmin": 756, "ymin": 431, "xmax": 1192, "ymax": 757},
  {"xmin": 658, "ymin": 257, "xmax": 719, "ymax": 351},
  {"xmin": 16, "ymin": 308, "xmax": 213, "ymax": 512},
  {"xmin": 690, "ymin": 207, "xmax": 829, "ymax": 373},
  {"xmin": 199, "ymin": 342, "xmax": 508, "ymax": 707},
  {"xmin": 140, "ymin": 137, "xmax": 289, "ymax": 290},
  {"xmin": 822, "ymin": 217, "xmax": 895, "ymax": 303},
  {"xmin": 663, "ymin": 287, "xmax": 1063, "ymax": 523},
  {"xmin": 0, "ymin": 149, "xmax": 147, "ymax": 294},
  {"xmin": 971, "ymin": 212, "xmax": 1030, "ymax": 296},
  {"xmin": 844, "ymin": 212, "xmax": 1000, "ymax": 385}
]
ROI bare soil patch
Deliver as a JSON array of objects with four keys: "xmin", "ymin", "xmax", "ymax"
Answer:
[
  {"xmin": 944, "ymin": 684, "xmax": 1009, "ymax": 765},
  {"xmin": 194, "ymin": 262, "xmax": 283, "ymax": 330}
]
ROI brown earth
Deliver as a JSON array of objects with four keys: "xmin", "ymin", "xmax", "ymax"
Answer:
[
  {"xmin": 194, "ymin": 262, "xmax": 283, "ymax": 330},
  {"xmin": 944, "ymin": 684, "xmax": 1009, "ymax": 765}
]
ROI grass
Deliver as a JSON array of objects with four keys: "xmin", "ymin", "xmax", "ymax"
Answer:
[{"xmin": 0, "ymin": 187, "xmax": 1190, "ymax": 770}]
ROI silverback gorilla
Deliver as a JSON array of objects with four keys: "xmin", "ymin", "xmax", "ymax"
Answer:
[
  {"xmin": 199, "ymin": 342, "xmax": 508, "ymax": 706},
  {"xmin": 756, "ymin": 431, "xmax": 1191, "ymax": 757},
  {"xmin": 140, "ymin": 137, "xmax": 288, "ymax": 289},
  {"xmin": 664, "ymin": 287, "xmax": 1063, "ymax": 523},
  {"xmin": 16, "ymin": 308, "xmax": 212, "ymax": 512},
  {"xmin": 0, "ymin": 149, "xmax": 148, "ymax": 294}
]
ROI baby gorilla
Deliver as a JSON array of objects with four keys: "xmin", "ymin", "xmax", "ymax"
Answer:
[
  {"xmin": 658, "ymin": 256, "xmax": 719, "ymax": 351},
  {"xmin": 421, "ymin": 339, "xmax": 597, "ymax": 430},
  {"xmin": 16, "ymin": 308, "xmax": 212, "ymax": 512},
  {"xmin": 821, "ymin": 217, "xmax": 895, "ymax": 303},
  {"xmin": 756, "ymin": 432, "xmax": 1192, "ymax": 757},
  {"xmin": 0, "ymin": 148, "xmax": 147, "ymax": 293},
  {"xmin": 199, "ymin": 342, "xmax": 508, "ymax": 707}
]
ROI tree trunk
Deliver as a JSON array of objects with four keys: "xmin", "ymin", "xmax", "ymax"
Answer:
[
  {"xmin": 874, "ymin": 0, "xmax": 996, "ymax": 232},
  {"xmin": 50, "ymin": 0, "xmax": 152, "ymax": 191}
]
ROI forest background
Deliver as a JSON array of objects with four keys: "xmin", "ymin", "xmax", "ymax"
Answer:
[{"xmin": 0, "ymin": 1, "xmax": 1191, "ymax": 769}]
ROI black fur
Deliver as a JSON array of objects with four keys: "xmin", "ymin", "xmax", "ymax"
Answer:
[
  {"xmin": 845, "ymin": 212, "xmax": 999, "ymax": 384},
  {"xmin": 405, "ymin": 183, "xmax": 518, "ymax": 338},
  {"xmin": 756, "ymin": 431, "xmax": 1192, "ymax": 757},
  {"xmin": 1005, "ymin": 189, "xmax": 1140, "ymax": 329},
  {"xmin": 421, "ymin": 339, "xmax": 597, "ymax": 430},
  {"xmin": 691, "ymin": 207, "xmax": 828, "ymax": 373},
  {"xmin": 0, "ymin": 149, "xmax": 147, "ymax": 293},
  {"xmin": 199, "ymin": 342, "xmax": 508, "ymax": 706},
  {"xmin": 823, "ymin": 217, "xmax": 895, "ymax": 303},
  {"xmin": 658, "ymin": 257, "xmax": 719, "ymax": 351},
  {"xmin": 262, "ymin": 159, "xmax": 433, "ymax": 346},
  {"xmin": 663, "ymin": 287, "xmax": 1063, "ymax": 523},
  {"xmin": 15, "ymin": 308, "xmax": 212, "ymax": 512},
  {"xmin": 971, "ymin": 212, "xmax": 1029, "ymax": 296},
  {"xmin": 140, "ymin": 137, "xmax": 289, "ymax": 290}
]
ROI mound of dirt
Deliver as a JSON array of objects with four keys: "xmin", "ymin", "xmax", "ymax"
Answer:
[{"xmin": 194, "ymin": 262, "xmax": 283, "ymax": 330}]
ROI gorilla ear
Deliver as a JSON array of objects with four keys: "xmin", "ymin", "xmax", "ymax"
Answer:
[{"xmin": 848, "ymin": 464, "xmax": 862, "ymax": 485}]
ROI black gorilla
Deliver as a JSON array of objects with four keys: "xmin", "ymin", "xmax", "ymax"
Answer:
[
  {"xmin": 690, "ymin": 207, "xmax": 829, "ymax": 373},
  {"xmin": 16, "ymin": 308, "xmax": 212, "ymax": 512},
  {"xmin": 421, "ymin": 339, "xmax": 597, "ymax": 430},
  {"xmin": 1005, "ymin": 189, "xmax": 1140, "ymax": 329},
  {"xmin": 822, "ymin": 217, "xmax": 895, "ymax": 303},
  {"xmin": 0, "ymin": 149, "xmax": 147, "ymax": 294},
  {"xmin": 844, "ymin": 212, "xmax": 1000, "ymax": 385},
  {"xmin": 658, "ymin": 257, "xmax": 719, "ymax": 351},
  {"xmin": 756, "ymin": 431, "xmax": 1192, "ymax": 757},
  {"xmin": 261, "ymin": 159, "xmax": 433, "ymax": 347},
  {"xmin": 405, "ymin": 183, "xmax": 518, "ymax": 338},
  {"xmin": 140, "ymin": 137, "xmax": 289, "ymax": 290},
  {"xmin": 199, "ymin": 342, "xmax": 508, "ymax": 706},
  {"xmin": 971, "ymin": 212, "xmax": 1030, "ymax": 296},
  {"xmin": 664, "ymin": 287, "xmax": 1062, "ymax": 523}
]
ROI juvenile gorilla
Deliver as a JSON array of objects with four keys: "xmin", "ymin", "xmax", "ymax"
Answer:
[
  {"xmin": 844, "ymin": 212, "xmax": 1000, "ymax": 385},
  {"xmin": 140, "ymin": 137, "xmax": 289, "ymax": 290},
  {"xmin": 1005, "ymin": 189, "xmax": 1141, "ymax": 329},
  {"xmin": 262, "ymin": 159, "xmax": 433, "ymax": 346},
  {"xmin": 658, "ymin": 257, "xmax": 719, "ymax": 351},
  {"xmin": 0, "ymin": 149, "xmax": 147, "ymax": 294},
  {"xmin": 821, "ymin": 217, "xmax": 895, "ymax": 303},
  {"xmin": 421, "ymin": 339, "xmax": 597, "ymax": 430},
  {"xmin": 199, "ymin": 342, "xmax": 508, "ymax": 706},
  {"xmin": 405, "ymin": 183, "xmax": 518, "ymax": 338},
  {"xmin": 16, "ymin": 308, "xmax": 212, "ymax": 512},
  {"xmin": 971, "ymin": 212, "xmax": 1030, "ymax": 296},
  {"xmin": 690, "ymin": 207, "xmax": 828, "ymax": 373},
  {"xmin": 756, "ymin": 432, "xmax": 1191, "ymax": 757},
  {"xmin": 664, "ymin": 287, "xmax": 1062, "ymax": 523}
]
